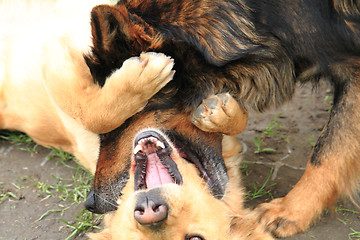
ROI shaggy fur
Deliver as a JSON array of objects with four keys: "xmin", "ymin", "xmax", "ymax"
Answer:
[
  {"xmin": 84, "ymin": 0, "xmax": 360, "ymax": 237},
  {"xmin": 0, "ymin": 0, "xmax": 174, "ymax": 174}
]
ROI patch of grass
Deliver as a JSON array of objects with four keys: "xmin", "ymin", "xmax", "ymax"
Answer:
[
  {"xmin": 254, "ymin": 136, "xmax": 277, "ymax": 154},
  {"xmin": 59, "ymin": 209, "xmax": 103, "ymax": 240},
  {"xmin": 0, "ymin": 130, "xmax": 38, "ymax": 153},
  {"xmin": 50, "ymin": 147, "xmax": 77, "ymax": 165},
  {"xmin": 36, "ymin": 207, "xmax": 70, "ymax": 222},
  {"xmin": 1, "ymin": 131, "xmax": 101, "ymax": 238},
  {"xmin": 0, "ymin": 182, "xmax": 20, "ymax": 204},
  {"xmin": 240, "ymin": 161, "xmax": 252, "ymax": 176},
  {"xmin": 337, "ymin": 207, "xmax": 360, "ymax": 215},
  {"xmin": 0, "ymin": 191, "xmax": 19, "ymax": 204},
  {"xmin": 32, "ymin": 164, "xmax": 92, "ymax": 203},
  {"xmin": 262, "ymin": 113, "xmax": 284, "ymax": 137},
  {"xmin": 246, "ymin": 168, "xmax": 276, "ymax": 200},
  {"xmin": 39, "ymin": 149, "xmax": 99, "ymax": 239},
  {"xmin": 349, "ymin": 228, "xmax": 360, "ymax": 239},
  {"xmin": 30, "ymin": 157, "xmax": 99, "ymax": 238},
  {"xmin": 338, "ymin": 217, "xmax": 351, "ymax": 225},
  {"xmin": 253, "ymin": 113, "xmax": 284, "ymax": 154}
]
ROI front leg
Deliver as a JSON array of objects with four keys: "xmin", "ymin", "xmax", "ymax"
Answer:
[
  {"xmin": 45, "ymin": 52, "xmax": 174, "ymax": 134},
  {"xmin": 256, "ymin": 72, "xmax": 360, "ymax": 237},
  {"xmin": 191, "ymin": 93, "xmax": 248, "ymax": 135},
  {"xmin": 80, "ymin": 52, "xmax": 175, "ymax": 133},
  {"xmin": 46, "ymin": 52, "xmax": 174, "ymax": 134}
]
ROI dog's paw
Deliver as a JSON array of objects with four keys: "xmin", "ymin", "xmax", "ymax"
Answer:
[
  {"xmin": 191, "ymin": 93, "xmax": 248, "ymax": 135},
  {"xmin": 256, "ymin": 198, "xmax": 312, "ymax": 237},
  {"xmin": 134, "ymin": 52, "xmax": 175, "ymax": 95},
  {"xmin": 109, "ymin": 52, "xmax": 175, "ymax": 99},
  {"xmin": 191, "ymin": 93, "xmax": 235, "ymax": 131}
]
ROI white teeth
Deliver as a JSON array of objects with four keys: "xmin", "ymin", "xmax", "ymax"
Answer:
[
  {"xmin": 134, "ymin": 144, "xmax": 143, "ymax": 154},
  {"xmin": 134, "ymin": 137, "xmax": 165, "ymax": 154},
  {"xmin": 156, "ymin": 141, "xmax": 165, "ymax": 149},
  {"xmin": 148, "ymin": 137, "xmax": 157, "ymax": 142}
]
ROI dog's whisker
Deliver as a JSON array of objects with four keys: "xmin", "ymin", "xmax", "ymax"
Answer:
[
  {"xmin": 188, "ymin": 175, "xmax": 209, "ymax": 196},
  {"xmin": 93, "ymin": 192, "xmax": 118, "ymax": 209}
]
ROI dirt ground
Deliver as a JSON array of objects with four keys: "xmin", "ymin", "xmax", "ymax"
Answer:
[{"xmin": 0, "ymin": 83, "xmax": 359, "ymax": 240}]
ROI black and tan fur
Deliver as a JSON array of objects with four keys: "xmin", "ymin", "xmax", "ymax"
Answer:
[{"xmin": 84, "ymin": 0, "xmax": 360, "ymax": 237}]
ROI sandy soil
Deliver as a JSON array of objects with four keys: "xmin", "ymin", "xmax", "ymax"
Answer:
[{"xmin": 0, "ymin": 83, "xmax": 359, "ymax": 240}]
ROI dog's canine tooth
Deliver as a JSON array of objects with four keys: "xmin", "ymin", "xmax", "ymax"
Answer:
[
  {"xmin": 156, "ymin": 140, "xmax": 165, "ymax": 149},
  {"xmin": 134, "ymin": 144, "xmax": 143, "ymax": 154}
]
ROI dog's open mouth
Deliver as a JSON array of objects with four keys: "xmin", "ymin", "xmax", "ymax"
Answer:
[
  {"xmin": 133, "ymin": 129, "xmax": 228, "ymax": 198},
  {"xmin": 133, "ymin": 130, "xmax": 183, "ymax": 190}
]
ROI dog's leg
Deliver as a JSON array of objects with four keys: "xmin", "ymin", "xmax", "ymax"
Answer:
[
  {"xmin": 222, "ymin": 135, "xmax": 243, "ymax": 159},
  {"xmin": 46, "ymin": 52, "xmax": 174, "ymax": 134},
  {"xmin": 231, "ymin": 213, "xmax": 275, "ymax": 240},
  {"xmin": 256, "ymin": 66, "xmax": 360, "ymax": 237},
  {"xmin": 80, "ymin": 52, "xmax": 175, "ymax": 133},
  {"xmin": 191, "ymin": 93, "xmax": 248, "ymax": 135}
]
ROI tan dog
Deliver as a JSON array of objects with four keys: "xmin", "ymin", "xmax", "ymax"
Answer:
[
  {"xmin": 89, "ymin": 135, "xmax": 273, "ymax": 240},
  {"xmin": 0, "ymin": 0, "xmax": 174, "ymax": 173}
]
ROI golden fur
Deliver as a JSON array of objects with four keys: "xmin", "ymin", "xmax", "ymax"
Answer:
[
  {"xmin": 89, "ymin": 135, "xmax": 273, "ymax": 240},
  {"xmin": 0, "ymin": 0, "xmax": 174, "ymax": 173}
]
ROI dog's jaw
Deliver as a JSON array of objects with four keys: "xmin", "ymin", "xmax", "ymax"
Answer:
[
  {"xmin": 131, "ymin": 128, "xmax": 229, "ymax": 198},
  {"xmin": 133, "ymin": 130, "xmax": 183, "ymax": 191}
]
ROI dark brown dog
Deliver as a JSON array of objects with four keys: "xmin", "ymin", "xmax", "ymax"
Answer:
[{"xmin": 84, "ymin": 0, "xmax": 360, "ymax": 237}]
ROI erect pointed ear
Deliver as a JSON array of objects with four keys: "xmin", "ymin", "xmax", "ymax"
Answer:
[
  {"xmin": 85, "ymin": 4, "xmax": 163, "ymax": 85},
  {"xmin": 90, "ymin": 4, "xmax": 158, "ymax": 53}
]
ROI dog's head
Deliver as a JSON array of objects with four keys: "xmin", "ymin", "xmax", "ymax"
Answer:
[
  {"xmin": 88, "ymin": 134, "xmax": 274, "ymax": 240},
  {"xmin": 88, "ymin": 133, "xmax": 274, "ymax": 240},
  {"xmin": 88, "ymin": 134, "xmax": 240, "ymax": 240},
  {"xmin": 86, "ymin": 109, "xmax": 228, "ymax": 214}
]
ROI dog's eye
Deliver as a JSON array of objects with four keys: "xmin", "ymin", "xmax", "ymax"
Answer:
[{"xmin": 185, "ymin": 235, "xmax": 204, "ymax": 240}]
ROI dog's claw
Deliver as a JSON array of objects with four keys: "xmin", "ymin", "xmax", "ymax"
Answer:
[
  {"xmin": 204, "ymin": 97, "xmax": 219, "ymax": 109},
  {"xmin": 255, "ymin": 198, "xmax": 312, "ymax": 237},
  {"xmin": 191, "ymin": 93, "xmax": 248, "ymax": 135}
]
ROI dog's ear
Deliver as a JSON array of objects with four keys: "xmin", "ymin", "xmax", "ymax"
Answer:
[
  {"xmin": 90, "ymin": 4, "xmax": 157, "ymax": 54},
  {"xmin": 85, "ymin": 4, "xmax": 161, "ymax": 85}
]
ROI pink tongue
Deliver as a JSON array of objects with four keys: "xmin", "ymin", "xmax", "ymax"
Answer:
[{"xmin": 146, "ymin": 153, "xmax": 174, "ymax": 189}]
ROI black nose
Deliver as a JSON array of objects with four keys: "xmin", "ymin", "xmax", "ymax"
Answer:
[
  {"xmin": 85, "ymin": 190, "xmax": 98, "ymax": 213},
  {"xmin": 134, "ymin": 193, "xmax": 168, "ymax": 230}
]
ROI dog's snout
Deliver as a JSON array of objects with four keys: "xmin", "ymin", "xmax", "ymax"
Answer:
[
  {"xmin": 85, "ymin": 190, "xmax": 118, "ymax": 214},
  {"xmin": 134, "ymin": 194, "xmax": 168, "ymax": 229}
]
